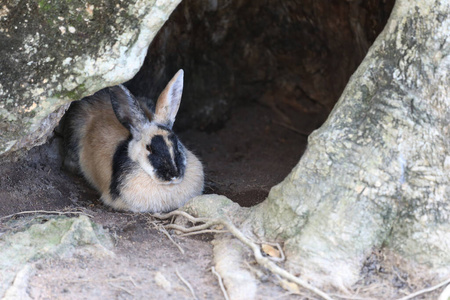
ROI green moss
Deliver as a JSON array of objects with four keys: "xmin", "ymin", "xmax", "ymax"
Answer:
[
  {"xmin": 53, "ymin": 83, "xmax": 87, "ymax": 101},
  {"xmin": 66, "ymin": 83, "xmax": 87, "ymax": 100},
  {"xmin": 1, "ymin": 0, "xmax": 180, "ymax": 158},
  {"xmin": 37, "ymin": 0, "xmax": 52, "ymax": 11}
]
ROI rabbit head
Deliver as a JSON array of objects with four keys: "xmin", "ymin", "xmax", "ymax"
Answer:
[{"xmin": 109, "ymin": 70, "xmax": 187, "ymax": 185}]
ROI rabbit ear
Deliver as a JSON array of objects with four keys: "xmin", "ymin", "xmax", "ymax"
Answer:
[
  {"xmin": 154, "ymin": 69, "xmax": 184, "ymax": 129},
  {"xmin": 109, "ymin": 85, "xmax": 148, "ymax": 140}
]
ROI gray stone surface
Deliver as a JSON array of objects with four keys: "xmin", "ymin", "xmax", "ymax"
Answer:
[
  {"xmin": 0, "ymin": 215, "xmax": 113, "ymax": 298},
  {"xmin": 0, "ymin": 0, "xmax": 181, "ymax": 156}
]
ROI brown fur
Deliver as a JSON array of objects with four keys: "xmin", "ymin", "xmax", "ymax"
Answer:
[
  {"xmin": 68, "ymin": 94, "xmax": 128, "ymax": 193},
  {"xmin": 81, "ymin": 99, "xmax": 127, "ymax": 192},
  {"xmin": 63, "ymin": 70, "xmax": 204, "ymax": 212}
]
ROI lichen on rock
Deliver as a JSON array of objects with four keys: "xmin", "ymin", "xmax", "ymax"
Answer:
[
  {"xmin": 0, "ymin": 215, "xmax": 113, "ymax": 298},
  {"xmin": 0, "ymin": 0, "xmax": 181, "ymax": 157}
]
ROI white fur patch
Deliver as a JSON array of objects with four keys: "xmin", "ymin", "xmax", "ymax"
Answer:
[{"xmin": 107, "ymin": 150, "xmax": 204, "ymax": 212}]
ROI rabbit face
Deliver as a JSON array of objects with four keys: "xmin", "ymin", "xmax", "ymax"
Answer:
[
  {"xmin": 129, "ymin": 123, "xmax": 186, "ymax": 185},
  {"xmin": 109, "ymin": 69, "xmax": 188, "ymax": 186}
]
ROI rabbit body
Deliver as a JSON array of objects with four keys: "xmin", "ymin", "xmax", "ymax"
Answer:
[{"xmin": 63, "ymin": 70, "xmax": 204, "ymax": 212}]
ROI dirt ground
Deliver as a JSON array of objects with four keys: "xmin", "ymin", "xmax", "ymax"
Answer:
[
  {"xmin": 0, "ymin": 102, "xmax": 443, "ymax": 300},
  {"xmin": 0, "ymin": 103, "xmax": 312, "ymax": 299}
]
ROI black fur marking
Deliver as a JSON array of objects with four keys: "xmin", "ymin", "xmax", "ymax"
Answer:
[
  {"xmin": 149, "ymin": 135, "xmax": 180, "ymax": 181},
  {"xmin": 169, "ymin": 133, "xmax": 186, "ymax": 178},
  {"xmin": 156, "ymin": 124, "xmax": 170, "ymax": 131},
  {"xmin": 110, "ymin": 137, "xmax": 134, "ymax": 200}
]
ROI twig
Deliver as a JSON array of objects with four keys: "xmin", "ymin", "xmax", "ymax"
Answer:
[
  {"xmin": 108, "ymin": 282, "xmax": 134, "ymax": 295},
  {"xmin": 0, "ymin": 210, "xmax": 94, "ymax": 221},
  {"xmin": 396, "ymin": 277, "xmax": 450, "ymax": 300},
  {"xmin": 128, "ymin": 276, "xmax": 138, "ymax": 287},
  {"xmin": 165, "ymin": 221, "xmax": 222, "ymax": 233},
  {"xmin": 331, "ymin": 294, "xmax": 376, "ymax": 300},
  {"xmin": 273, "ymin": 291, "xmax": 309, "ymax": 299},
  {"xmin": 157, "ymin": 225, "xmax": 185, "ymax": 255},
  {"xmin": 152, "ymin": 211, "xmax": 211, "ymax": 224},
  {"xmin": 392, "ymin": 267, "xmax": 412, "ymax": 289},
  {"xmin": 67, "ymin": 277, "xmax": 138, "ymax": 288},
  {"xmin": 153, "ymin": 211, "xmax": 333, "ymax": 300},
  {"xmin": 176, "ymin": 268, "xmax": 198, "ymax": 300},
  {"xmin": 212, "ymin": 266, "xmax": 230, "ymax": 300},
  {"xmin": 179, "ymin": 229, "xmax": 228, "ymax": 236}
]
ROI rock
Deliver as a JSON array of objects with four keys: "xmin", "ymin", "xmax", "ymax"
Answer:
[
  {"xmin": 0, "ymin": 215, "xmax": 113, "ymax": 298},
  {"xmin": 2, "ymin": 265, "xmax": 34, "ymax": 300},
  {"xmin": 0, "ymin": 0, "xmax": 394, "ymax": 157},
  {"xmin": 0, "ymin": 0, "xmax": 181, "ymax": 157}
]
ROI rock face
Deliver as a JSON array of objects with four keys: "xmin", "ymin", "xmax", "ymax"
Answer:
[
  {"xmin": 0, "ymin": 0, "xmax": 394, "ymax": 157},
  {"xmin": 0, "ymin": 215, "xmax": 113, "ymax": 298},
  {"xmin": 0, "ymin": 0, "xmax": 181, "ymax": 157}
]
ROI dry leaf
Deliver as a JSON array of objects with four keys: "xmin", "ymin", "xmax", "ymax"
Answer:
[
  {"xmin": 261, "ymin": 244, "xmax": 281, "ymax": 258},
  {"xmin": 280, "ymin": 279, "xmax": 300, "ymax": 294},
  {"xmin": 215, "ymin": 224, "xmax": 225, "ymax": 230}
]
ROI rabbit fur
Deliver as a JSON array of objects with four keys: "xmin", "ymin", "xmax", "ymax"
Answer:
[{"xmin": 63, "ymin": 70, "xmax": 204, "ymax": 212}]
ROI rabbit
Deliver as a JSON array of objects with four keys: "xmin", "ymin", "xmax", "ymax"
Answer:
[{"xmin": 62, "ymin": 70, "xmax": 204, "ymax": 212}]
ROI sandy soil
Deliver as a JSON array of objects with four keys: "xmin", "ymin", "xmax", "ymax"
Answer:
[
  {"xmin": 0, "ymin": 102, "xmax": 441, "ymax": 299},
  {"xmin": 0, "ymin": 103, "xmax": 311, "ymax": 299}
]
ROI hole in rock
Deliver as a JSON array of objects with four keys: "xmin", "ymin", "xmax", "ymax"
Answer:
[
  {"xmin": 0, "ymin": 0, "xmax": 394, "ymax": 218},
  {"xmin": 124, "ymin": 0, "xmax": 394, "ymax": 207}
]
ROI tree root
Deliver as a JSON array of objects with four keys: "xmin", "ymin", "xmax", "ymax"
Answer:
[
  {"xmin": 211, "ymin": 266, "xmax": 230, "ymax": 300},
  {"xmin": 397, "ymin": 277, "xmax": 450, "ymax": 300},
  {"xmin": 212, "ymin": 235, "xmax": 258, "ymax": 299},
  {"xmin": 176, "ymin": 268, "xmax": 198, "ymax": 300},
  {"xmin": 0, "ymin": 209, "xmax": 94, "ymax": 221},
  {"xmin": 152, "ymin": 209, "xmax": 334, "ymax": 300}
]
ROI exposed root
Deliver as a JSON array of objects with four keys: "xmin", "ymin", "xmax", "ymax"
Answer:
[
  {"xmin": 213, "ymin": 235, "xmax": 258, "ymax": 299},
  {"xmin": 396, "ymin": 277, "xmax": 450, "ymax": 300},
  {"xmin": 153, "ymin": 211, "xmax": 211, "ymax": 224},
  {"xmin": 165, "ymin": 222, "xmax": 221, "ymax": 233},
  {"xmin": 146, "ymin": 217, "xmax": 186, "ymax": 254},
  {"xmin": 0, "ymin": 209, "xmax": 94, "ymax": 221},
  {"xmin": 176, "ymin": 268, "xmax": 198, "ymax": 300},
  {"xmin": 157, "ymin": 224, "xmax": 185, "ymax": 255},
  {"xmin": 211, "ymin": 266, "xmax": 230, "ymax": 300},
  {"xmin": 153, "ymin": 211, "xmax": 222, "ymax": 233},
  {"xmin": 222, "ymin": 217, "xmax": 333, "ymax": 300},
  {"xmin": 179, "ymin": 229, "xmax": 228, "ymax": 237},
  {"xmin": 152, "ymin": 210, "xmax": 334, "ymax": 300}
]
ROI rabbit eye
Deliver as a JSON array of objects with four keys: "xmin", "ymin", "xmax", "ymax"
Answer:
[{"xmin": 146, "ymin": 144, "xmax": 152, "ymax": 153}]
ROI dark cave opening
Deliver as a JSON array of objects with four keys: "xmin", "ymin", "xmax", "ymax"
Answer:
[{"xmin": 124, "ymin": 0, "xmax": 394, "ymax": 206}]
